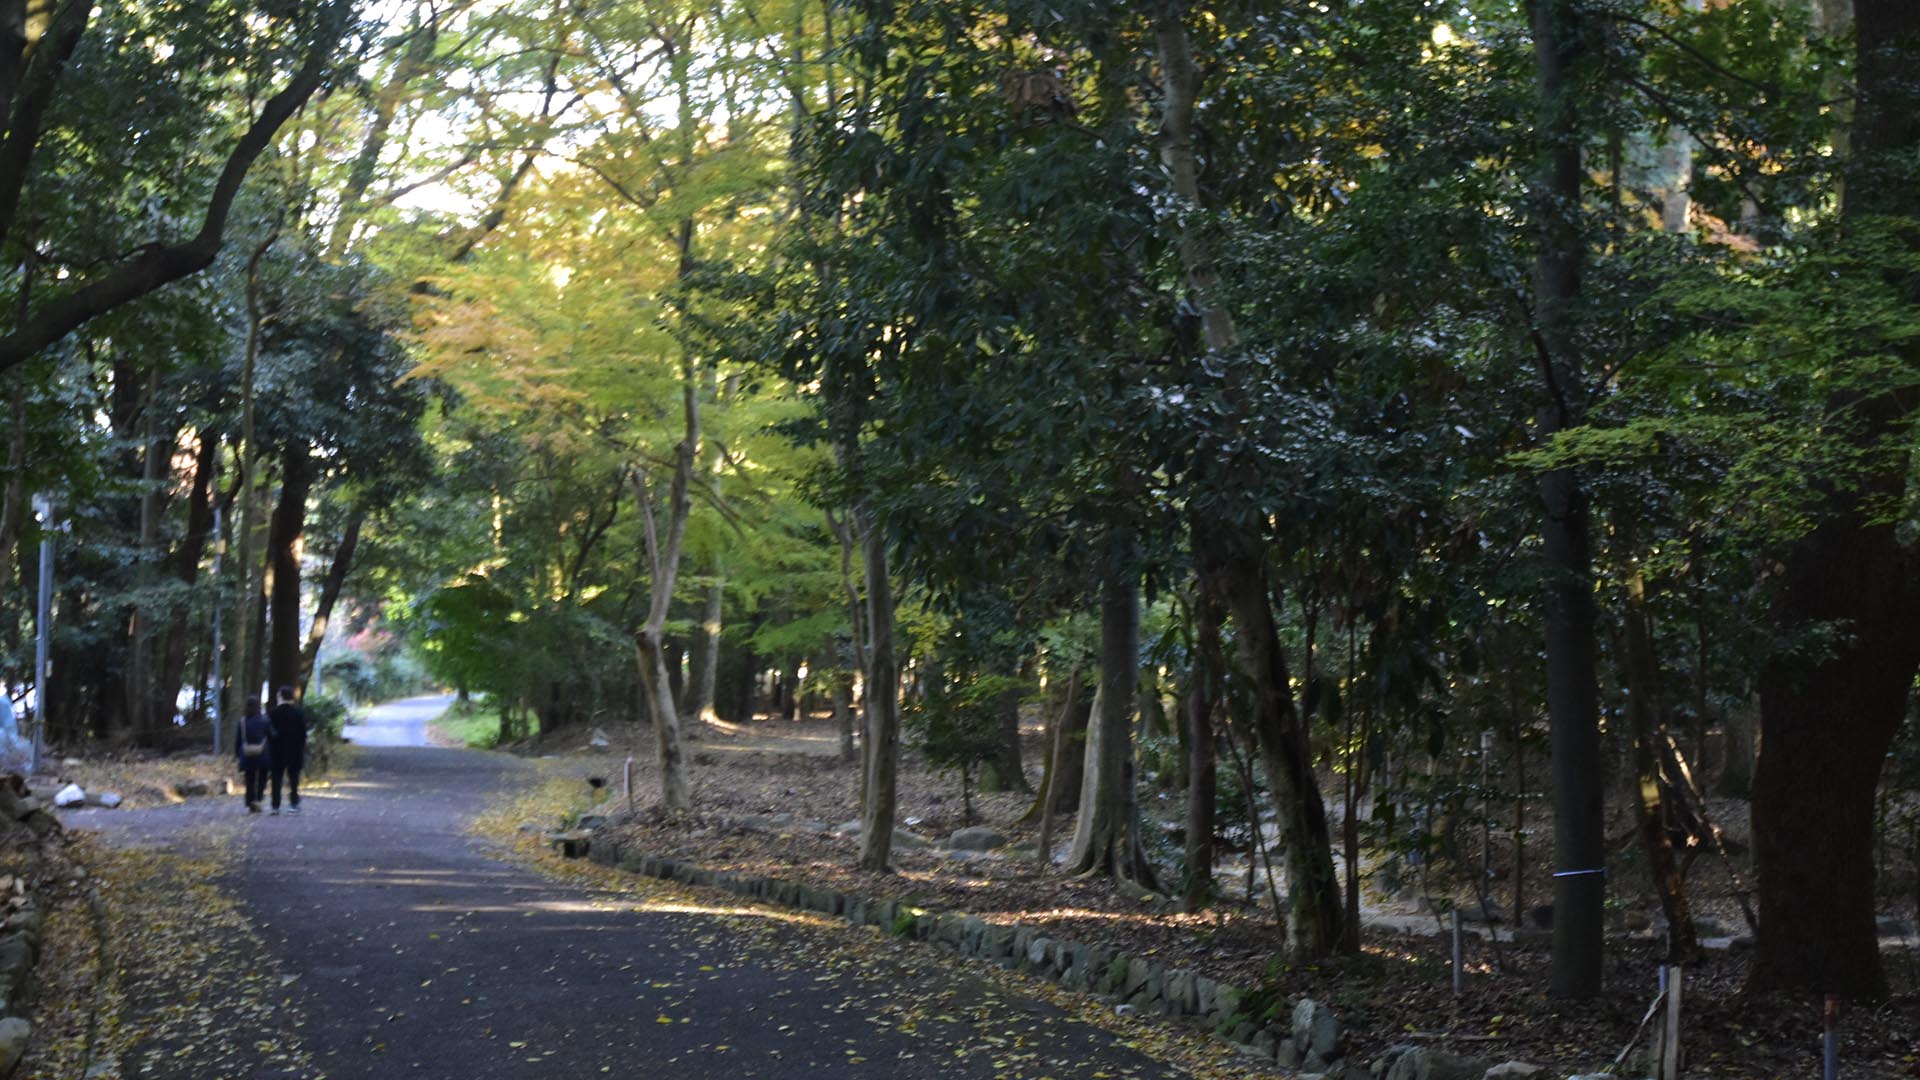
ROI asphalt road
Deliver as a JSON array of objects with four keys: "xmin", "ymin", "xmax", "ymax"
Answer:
[
  {"xmin": 74, "ymin": 703, "xmax": 1197, "ymax": 1080},
  {"xmin": 340, "ymin": 692, "xmax": 452, "ymax": 747}
]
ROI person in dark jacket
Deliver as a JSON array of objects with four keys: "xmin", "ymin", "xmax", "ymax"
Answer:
[
  {"xmin": 235, "ymin": 698, "xmax": 273, "ymax": 814},
  {"xmin": 267, "ymin": 685, "xmax": 308, "ymax": 815}
]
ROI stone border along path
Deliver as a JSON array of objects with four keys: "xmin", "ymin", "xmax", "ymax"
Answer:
[
  {"xmin": 576, "ymin": 835, "xmax": 1372, "ymax": 1077},
  {"xmin": 0, "ymin": 781, "xmax": 67, "ymax": 1079},
  {"xmin": 577, "ymin": 837, "xmax": 1605, "ymax": 1080}
]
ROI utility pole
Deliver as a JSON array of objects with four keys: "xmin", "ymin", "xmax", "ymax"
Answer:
[{"xmin": 30, "ymin": 493, "xmax": 54, "ymax": 774}]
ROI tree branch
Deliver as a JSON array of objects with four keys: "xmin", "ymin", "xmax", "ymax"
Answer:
[
  {"xmin": 0, "ymin": 0, "xmax": 92, "ymax": 254},
  {"xmin": 0, "ymin": 1, "xmax": 350, "ymax": 374}
]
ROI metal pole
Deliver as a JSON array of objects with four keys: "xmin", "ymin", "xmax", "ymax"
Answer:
[
  {"xmin": 211, "ymin": 505, "xmax": 224, "ymax": 753},
  {"xmin": 31, "ymin": 494, "xmax": 53, "ymax": 774}
]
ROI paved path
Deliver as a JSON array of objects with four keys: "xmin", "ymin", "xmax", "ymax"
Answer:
[
  {"xmin": 72, "ymin": 722, "xmax": 1200, "ymax": 1079},
  {"xmin": 340, "ymin": 692, "xmax": 452, "ymax": 747}
]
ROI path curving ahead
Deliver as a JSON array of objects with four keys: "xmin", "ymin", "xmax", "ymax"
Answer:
[
  {"xmin": 339, "ymin": 691, "xmax": 454, "ymax": 747},
  {"xmin": 73, "ymin": 712, "xmax": 1210, "ymax": 1080}
]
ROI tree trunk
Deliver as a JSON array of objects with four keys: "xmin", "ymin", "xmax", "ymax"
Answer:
[
  {"xmin": 225, "ymin": 235, "xmax": 273, "ymax": 725},
  {"xmin": 297, "ymin": 506, "xmax": 363, "ymax": 693},
  {"xmin": 834, "ymin": 679, "xmax": 855, "ymax": 763},
  {"xmin": 1066, "ymin": 558, "xmax": 1158, "ymax": 891},
  {"xmin": 1049, "ymin": 675, "xmax": 1092, "ymax": 816},
  {"xmin": 1717, "ymin": 704, "xmax": 1754, "ymax": 798},
  {"xmin": 681, "ymin": 571, "xmax": 722, "ymax": 724},
  {"xmin": 1531, "ymin": 0, "xmax": 1605, "ymax": 1000},
  {"xmin": 1749, "ymin": 0, "xmax": 1920, "ymax": 1001},
  {"xmin": 1206, "ymin": 533, "xmax": 1342, "ymax": 957},
  {"xmin": 266, "ymin": 445, "xmax": 312, "ymax": 697},
  {"xmin": 980, "ymin": 652, "xmax": 1030, "ymax": 793},
  {"xmin": 665, "ymin": 638, "xmax": 686, "ymax": 706},
  {"xmin": 152, "ymin": 432, "xmax": 220, "ymax": 728},
  {"xmin": 856, "ymin": 515, "xmax": 900, "ymax": 872},
  {"xmin": 1622, "ymin": 566, "xmax": 1698, "ymax": 962},
  {"xmin": 1182, "ymin": 586, "xmax": 1221, "ymax": 912},
  {"xmin": 125, "ymin": 367, "xmax": 165, "ymax": 741}
]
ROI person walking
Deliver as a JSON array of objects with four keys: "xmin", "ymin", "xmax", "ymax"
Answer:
[
  {"xmin": 235, "ymin": 698, "xmax": 273, "ymax": 814},
  {"xmin": 267, "ymin": 686, "xmax": 308, "ymax": 815}
]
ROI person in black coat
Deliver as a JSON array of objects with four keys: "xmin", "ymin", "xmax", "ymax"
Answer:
[
  {"xmin": 235, "ymin": 698, "xmax": 273, "ymax": 814},
  {"xmin": 267, "ymin": 685, "xmax": 308, "ymax": 814}
]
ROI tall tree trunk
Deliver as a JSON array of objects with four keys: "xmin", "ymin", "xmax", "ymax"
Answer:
[
  {"xmin": 152, "ymin": 432, "xmax": 219, "ymax": 728},
  {"xmin": 632, "ymin": 366, "xmax": 698, "ymax": 812},
  {"xmin": 297, "ymin": 506, "xmax": 363, "ymax": 693},
  {"xmin": 1182, "ymin": 586, "xmax": 1221, "ymax": 912},
  {"xmin": 856, "ymin": 514, "xmax": 900, "ymax": 871},
  {"xmin": 1531, "ymin": 0, "xmax": 1605, "ymax": 999},
  {"xmin": 1205, "ymin": 534, "xmax": 1342, "ymax": 957},
  {"xmin": 1047, "ymin": 675, "xmax": 1093, "ymax": 816},
  {"xmin": 1066, "ymin": 556, "xmax": 1159, "ymax": 891},
  {"xmin": 1157, "ymin": 0, "xmax": 1336, "ymax": 937},
  {"xmin": 225, "ymin": 234, "xmax": 274, "ymax": 726},
  {"xmin": 126, "ymin": 368, "xmax": 165, "ymax": 741},
  {"xmin": 266, "ymin": 445, "xmax": 312, "ymax": 696},
  {"xmin": 1752, "ymin": 1, "xmax": 1919, "ymax": 999},
  {"xmin": 244, "ymin": 480, "xmax": 272, "ymax": 700},
  {"xmin": 1622, "ymin": 560, "xmax": 1698, "ymax": 962}
]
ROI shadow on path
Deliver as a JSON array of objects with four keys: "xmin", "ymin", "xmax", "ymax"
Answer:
[{"xmin": 70, "ymin": 738, "xmax": 1207, "ymax": 1079}]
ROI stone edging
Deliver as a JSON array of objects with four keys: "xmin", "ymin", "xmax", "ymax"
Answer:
[
  {"xmin": 579, "ymin": 836, "xmax": 1362, "ymax": 1077},
  {"xmin": 0, "ymin": 781, "xmax": 61, "ymax": 1078}
]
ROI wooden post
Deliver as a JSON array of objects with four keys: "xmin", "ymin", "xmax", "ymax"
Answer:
[{"xmin": 1659, "ymin": 965, "xmax": 1682, "ymax": 1080}]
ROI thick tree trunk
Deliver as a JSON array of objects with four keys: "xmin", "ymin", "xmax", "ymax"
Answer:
[
  {"xmin": 856, "ymin": 516, "xmax": 900, "ymax": 872},
  {"xmin": 1531, "ymin": 0, "xmax": 1605, "ymax": 999},
  {"xmin": 1066, "ymin": 559, "xmax": 1159, "ymax": 891},
  {"xmin": 266, "ymin": 446, "xmax": 312, "ymax": 696},
  {"xmin": 1749, "ymin": 0, "xmax": 1920, "ymax": 1001},
  {"xmin": 1208, "ymin": 534, "xmax": 1341, "ymax": 957},
  {"xmin": 297, "ymin": 507, "xmax": 363, "ymax": 693}
]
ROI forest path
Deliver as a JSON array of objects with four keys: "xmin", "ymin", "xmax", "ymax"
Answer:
[
  {"xmin": 340, "ymin": 691, "xmax": 453, "ymax": 747},
  {"xmin": 69, "ymin": 741, "xmax": 1205, "ymax": 1080}
]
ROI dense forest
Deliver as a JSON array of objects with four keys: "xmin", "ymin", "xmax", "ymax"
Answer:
[{"xmin": 1, "ymin": 0, "xmax": 1916, "ymax": 1007}]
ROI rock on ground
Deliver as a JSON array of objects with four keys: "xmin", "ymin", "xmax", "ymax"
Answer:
[{"xmin": 946, "ymin": 826, "xmax": 1009, "ymax": 851}]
